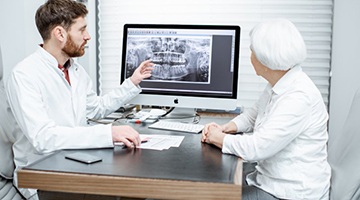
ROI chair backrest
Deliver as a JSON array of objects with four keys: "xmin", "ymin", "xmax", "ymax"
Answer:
[
  {"xmin": 0, "ymin": 45, "xmax": 24, "ymax": 200},
  {"xmin": 0, "ymin": 44, "xmax": 15, "ymax": 179},
  {"xmin": 0, "ymin": 43, "xmax": 3, "ymax": 81},
  {"xmin": 328, "ymin": 88, "xmax": 360, "ymax": 200}
]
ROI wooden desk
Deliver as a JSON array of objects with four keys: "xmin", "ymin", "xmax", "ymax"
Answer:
[{"xmin": 18, "ymin": 116, "xmax": 242, "ymax": 200}]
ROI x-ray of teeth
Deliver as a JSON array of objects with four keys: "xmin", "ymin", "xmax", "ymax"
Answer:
[{"xmin": 125, "ymin": 36, "xmax": 211, "ymax": 83}]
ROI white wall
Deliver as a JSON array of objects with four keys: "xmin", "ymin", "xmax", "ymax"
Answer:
[
  {"xmin": 328, "ymin": 0, "xmax": 360, "ymax": 143},
  {"xmin": 0, "ymin": 1, "xmax": 43, "ymax": 81},
  {"xmin": 0, "ymin": 0, "xmax": 96, "ymax": 90}
]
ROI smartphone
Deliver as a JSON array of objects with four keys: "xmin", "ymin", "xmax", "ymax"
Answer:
[{"xmin": 65, "ymin": 152, "xmax": 102, "ymax": 164}]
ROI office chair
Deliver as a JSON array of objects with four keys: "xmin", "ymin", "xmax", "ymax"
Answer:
[
  {"xmin": 0, "ymin": 45, "xmax": 24, "ymax": 199},
  {"xmin": 328, "ymin": 88, "xmax": 360, "ymax": 200}
]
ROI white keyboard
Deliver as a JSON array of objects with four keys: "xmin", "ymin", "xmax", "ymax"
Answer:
[{"xmin": 149, "ymin": 121, "xmax": 204, "ymax": 134}]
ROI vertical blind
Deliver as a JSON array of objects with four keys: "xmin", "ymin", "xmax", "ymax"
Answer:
[{"xmin": 97, "ymin": 0, "xmax": 333, "ymax": 109}]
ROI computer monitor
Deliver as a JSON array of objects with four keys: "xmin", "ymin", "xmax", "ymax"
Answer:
[{"xmin": 120, "ymin": 24, "xmax": 240, "ymax": 114}]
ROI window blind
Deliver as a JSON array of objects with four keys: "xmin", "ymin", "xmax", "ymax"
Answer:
[{"xmin": 97, "ymin": 0, "xmax": 332, "ymax": 108}]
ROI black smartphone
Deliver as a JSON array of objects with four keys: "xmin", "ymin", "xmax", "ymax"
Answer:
[{"xmin": 65, "ymin": 152, "xmax": 102, "ymax": 164}]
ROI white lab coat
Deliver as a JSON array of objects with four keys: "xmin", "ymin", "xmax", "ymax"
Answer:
[{"xmin": 6, "ymin": 46, "xmax": 141, "ymax": 197}]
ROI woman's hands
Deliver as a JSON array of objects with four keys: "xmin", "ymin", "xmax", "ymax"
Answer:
[{"xmin": 201, "ymin": 121, "xmax": 238, "ymax": 149}]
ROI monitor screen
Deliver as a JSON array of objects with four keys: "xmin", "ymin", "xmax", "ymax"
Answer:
[{"xmin": 120, "ymin": 24, "xmax": 240, "ymax": 111}]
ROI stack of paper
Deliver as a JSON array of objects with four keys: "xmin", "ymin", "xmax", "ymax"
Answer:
[{"xmin": 138, "ymin": 134, "xmax": 184, "ymax": 150}]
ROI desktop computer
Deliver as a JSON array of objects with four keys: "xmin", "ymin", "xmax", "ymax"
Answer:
[{"xmin": 120, "ymin": 24, "xmax": 241, "ymax": 118}]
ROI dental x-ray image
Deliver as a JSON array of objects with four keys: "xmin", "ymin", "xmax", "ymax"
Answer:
[{"xmin": 125, "ymin": 36, "xmax": 212, "ymax": 83}]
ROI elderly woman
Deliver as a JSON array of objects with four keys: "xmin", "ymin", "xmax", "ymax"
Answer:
[{"xmin": 202, "ymin": 19, "xmax": 331, "ymax": 200}]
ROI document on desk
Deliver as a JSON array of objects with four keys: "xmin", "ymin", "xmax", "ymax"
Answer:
[{"xmin": 139, "ymin": 134, "xmax": 185, "ymax": 150}]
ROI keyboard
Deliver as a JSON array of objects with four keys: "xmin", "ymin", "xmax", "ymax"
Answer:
[{"xmin": 148, "ymin": 121, "xmax": 204, "ymax": 134}]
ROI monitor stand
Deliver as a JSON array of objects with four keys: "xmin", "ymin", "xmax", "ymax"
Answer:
[{"xmin": 165, "ymin": 107, "xmax": 197, "ymax": 122}]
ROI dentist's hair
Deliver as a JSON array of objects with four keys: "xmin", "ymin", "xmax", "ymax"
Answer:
[{"xmin": 35, "ymin": 0, "xmax": 88, "ymax": 41}]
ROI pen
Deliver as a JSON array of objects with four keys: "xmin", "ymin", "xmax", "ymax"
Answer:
[
  {"xmin": 114, "ymin": 139, "xmax": 148, "ymax": 147},
  {"xmin": 127, "ymin": 119, "xmax": 143, "ymax": 124},
  {"xmin": 127, "ymin": 118, "xmax": 158, "ymax": 124}
]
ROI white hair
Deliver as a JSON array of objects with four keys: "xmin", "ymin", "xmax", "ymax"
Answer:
[{"xmin": 249, "ymin": 18, "xmax": 307, "ymax": 71}]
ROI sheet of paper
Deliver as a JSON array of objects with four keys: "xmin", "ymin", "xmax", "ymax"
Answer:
[{"xmin": 137, "ymin": 134, "xmax": 185, "ymax": 150}]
